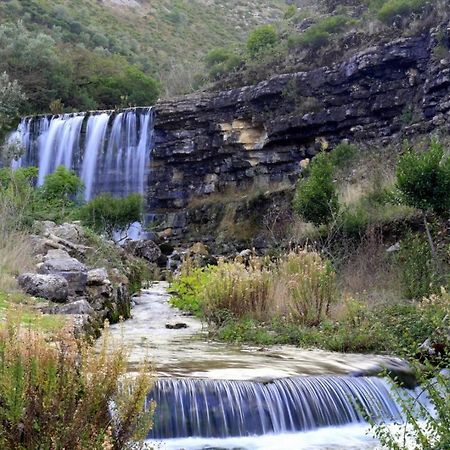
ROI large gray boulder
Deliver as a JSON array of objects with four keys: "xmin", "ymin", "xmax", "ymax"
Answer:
[
  {"xmin": 124, "ymin": 239, "xmax": 161, "ymax": 263},
  {"xmin": 37, "ymin": 249, "xmax": 87, "ymax": 294},
  {"xmin": 18, "ymin": 273, "xmax": 68, "ymax": 302},
  {"xmin": 46, "ymin": 299, "xmax": 94, "ymax": 315}
]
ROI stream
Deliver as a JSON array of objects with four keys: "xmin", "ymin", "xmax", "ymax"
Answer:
[{"xmin": 107, "ymin": 282, "xmax": 412, "ymax": 450}]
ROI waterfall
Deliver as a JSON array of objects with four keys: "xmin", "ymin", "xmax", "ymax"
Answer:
[
  {"xmin": 149, "ymin": 376, "xmax": 410, "ymax": 439},
  {"xmin": 9, "ymin": 107, "xmax": 155, "ymax": 201}
]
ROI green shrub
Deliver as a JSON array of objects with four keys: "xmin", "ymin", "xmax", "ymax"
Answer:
[
  {"xmin": 330, "ymin": 142, "xmax": 359, "ymax": 169},
  {"xmin": 296, "ymin": 15, "xmax": 355, "ymax": 49},
  {"xmin": 79, "ymin": 193, "xmax": 143, "ymax": 237},
  {"xmin": 170, "ymin": 265, "xmax": 216, "ymax": 316},
  {"xmin": 247, "ymin": 25, "xmax": 278, "ymax": 58},
  {"xmin": 293, "ymin": 152, "xmax": 339, "ymax": 226},
  {"xmin": 377, "ymin": 0, "xmax": 427, "ymax": 25},
  {"xmin": 396, "ymin": 141, "xmax": 450, "ymax": 217}
]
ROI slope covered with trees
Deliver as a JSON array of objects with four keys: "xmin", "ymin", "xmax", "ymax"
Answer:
[{"xmin": 0, "ymin": 0, "xmax": 287, "ymax": 115}]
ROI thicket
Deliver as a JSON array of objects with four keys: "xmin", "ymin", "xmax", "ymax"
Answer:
[
  {"xmin": 0, "ymin": 315, "xmax": 154, "ymax": 450},
  {"xmin": 0, "ymin": 166, "xmax": 144, "ymax": 237}
]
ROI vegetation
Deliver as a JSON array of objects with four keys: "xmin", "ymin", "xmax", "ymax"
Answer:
[
  {"xmin": 0, "ymin": 72, "xmax": 26, "ymax": 140},
  {"xmin": 0, "ymin": 315, "xmax": 154, "ymax": 450},
  {"xmin": 293, "ymin": 152, "xmax": 339, "ymax": 226},
  {"xmin": 79, "ymin": 193, "xmax": 143, "ymax": 238},
  {"xmin": 247, "ymin": 25, "xmax": 278, "ymax": 58}
]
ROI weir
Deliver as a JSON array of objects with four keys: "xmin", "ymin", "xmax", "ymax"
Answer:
[
  {"xmin": 8, "ymin": 107, "xmax": 155, "ymax": 201},
  {"xmin": 149, "ymin": 375, "xmax": 408, "ymax": 439}
]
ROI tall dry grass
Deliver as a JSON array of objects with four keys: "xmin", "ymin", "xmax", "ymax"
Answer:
[
  {"xmin": 200, "ymin": 251, "xmax": 337, "ymax": 326},
  {"xmin": 0, "ymin": 315, "xmax": 154, "ymax": 450},
  {"xmin": 0, "ymin": 195, "xmax": 34, "ymax": 292}
]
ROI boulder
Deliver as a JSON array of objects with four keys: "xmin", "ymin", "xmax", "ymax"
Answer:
[
  {"xmin": 18, "ymin": 273, "xmax": 69, "ymax": 302},
  {"xmin": 40, "ymin": 221, "xmax": 84, "ymax": 243},
  {"xmin": 188, "ymin": 242, "xmax": 209, "ymax": 256},
  {"xmin": 37, "ymin": 249, "xmax": 87, "ymax": 294},
  {"xmin": 87, "ymin": 268, "xmax": 109, "ymax": 286},
  {"xmin": 49, "ymin": 299, "xmax": 94, "ymax": 315},
  {"xmin": 124, "ymin": 239, "xmax": 162, "ymax": 263}
]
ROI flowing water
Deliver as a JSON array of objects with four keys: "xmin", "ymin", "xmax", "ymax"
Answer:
[
  {"xmin": 8, "ymin": 107, "xmax": 155, "ymax": 200},
  {"xmin": 107, "ymin": 283, "xmax": 418, "ymax": 450}
]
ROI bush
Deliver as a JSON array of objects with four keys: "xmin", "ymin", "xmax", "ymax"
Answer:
[
  {"xmin": 330, "ymin": 142, "xmax": 359, "ymax": 169},
  {"xmin": 79, "ymin": 193, "xmax": 143, "ymax": 237},
  {"xmin": 372, "ymin": 342, "xmax": 450, "ymax": 449},
  {"xmin": 397, "ymin": 234, "xmax": 439, "ymax": 299},
  {"xmin": 396, "ymin": 141, "xmax": 450, "ymax": 217},
  {"xmin": 247, "ymin": 25, "xmax": 278, "ymax": 58},
  {"xmin": 377, "ymin": 0, "xmax": 427, "ymax": 25},
  {"xmin": 296, "ymin": 15, "xmax": 355, "ymax": 49},
  {"xmin": 293, "ymin": 152, "xmax": 339, "ymax": 226},
  {"xmin": 0, "ymin": 316, "xmax": 154, "ymax": 450}
]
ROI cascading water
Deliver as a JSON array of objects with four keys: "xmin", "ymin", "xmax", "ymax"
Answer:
[
  {"xmin": 148, "ymin": 375, "xmax": 411, "ymax": 440},
  {"xmin": 9, "ymin": 107, "xmax": 155, "ymax": 201}
]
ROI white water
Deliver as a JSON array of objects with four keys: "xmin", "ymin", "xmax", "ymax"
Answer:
[
  {"xmin": 147, "ymin": 424, "xmax": 378, "ymax": 450},
  {"xmin": 9, "ymin": 107, "xmax": 155, "ymax": 201}
]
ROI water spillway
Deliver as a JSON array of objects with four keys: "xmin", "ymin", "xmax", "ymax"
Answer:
[
  {"xmin": 8, "ymin": 107, "xmax": 155, "ymax": 201},
  {"xmin": 149, "ymin": 375, "xmax": 407, "ymax": 439}
]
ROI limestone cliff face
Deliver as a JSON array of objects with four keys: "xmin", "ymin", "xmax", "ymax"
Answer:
[{"xmin": 151, "ymin": 23, "xmax": 450, "ymax": 237}]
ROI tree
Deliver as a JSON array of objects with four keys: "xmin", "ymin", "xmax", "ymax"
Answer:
[
  {"xmin": 396, "ymin": 140, "xmax": 450, "ymax": 260},
  {"xmin": 247, "ymin": 25, "xmax": 278, "ymax": 58},
  {"xmin": 293, "ymin": 152, "xmax": 339, "ymax": 226},
  {"xmin": 0, "ymin": 22, "xmax": 71, "ymax": 112},
  {"xmin": 0, "ymin": 72, "xmax": 26, "ymax": 138}
]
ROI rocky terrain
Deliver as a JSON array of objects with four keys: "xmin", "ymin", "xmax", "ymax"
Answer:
[{"xmin": 150, "ymin": 22, "xmax": 450, "ymax": 242}]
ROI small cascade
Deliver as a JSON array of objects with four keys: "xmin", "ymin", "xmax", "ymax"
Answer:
[
  {"xmin": 149, "ymin": 376, "xmax": 408, "ymax": 439},
  {"xmin": 9, "ymin": 107, "xmax": 155, "ymax": 201}
]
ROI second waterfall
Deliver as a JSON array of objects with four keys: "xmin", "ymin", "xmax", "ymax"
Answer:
[{"xmin": 9, "ymin": 107, "xmax": 155, "ymax": 201}]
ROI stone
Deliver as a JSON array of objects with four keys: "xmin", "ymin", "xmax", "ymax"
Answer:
[
  {"xmin": 87, "ymin": 268, "xmax": 109, "ymax": 286},
  {"xmin": 18, "ymin": 273, "xmax": 69, "ymax": 302},
  {"xmin": 165, "ymin": 322, "xmax": 188, "ymax": 329},
  {"xmin": 386, "ymin": 242, "xmax": 400, "ymax": 253},
  {"xmin": 38, "ymin": 250, "xmax": 87, "ymax": 294},
  {"xmin": 124, "ymin": 239, "xmax": 162, "ymax": 263},
  {"xmin": 40, "ymin": 221, "xmax": 84, "ymax": 243},
  {"xmin": 188, "ymin": 242, "xmax": 209, "ymax": 256},
  {"xmin": 51, "ymin": 299, "xmax": 95, "ymax": 316}
]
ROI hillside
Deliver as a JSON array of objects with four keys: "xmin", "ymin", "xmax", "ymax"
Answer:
[{"xmin": 0, "ymin": 0, "xmax": 286, "ymax": 101}]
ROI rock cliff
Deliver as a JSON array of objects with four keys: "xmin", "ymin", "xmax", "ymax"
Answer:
[{"xmin": 151, "ymin": 23, "xmax": 450, "ymax": 241}]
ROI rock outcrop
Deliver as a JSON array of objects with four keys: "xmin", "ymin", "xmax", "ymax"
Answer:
[
  {"xmin": 150, "ymin": 23, "xmax": 450, "ymax": 238},
  {"xmin": 20, "ymin": 221, "xmax": 136, "ymax": 336}
]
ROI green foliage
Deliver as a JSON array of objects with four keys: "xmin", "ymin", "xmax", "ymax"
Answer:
[
  {"xmin": 330, "ymin": 142, "xmax": 359, "ymax": 169},
  {"xmin": 247, "ymin": 25, "xmax": 278, "ymax": 58},
  {"xmin": 205, "ymin": 48, "xmax": 243, "ymax": 79},
  {"xmin": 0, "ymin": 72, "xmax": 26, "ymax": 137},
  {"xmin": 296, "ymin": 15, "xmax": 355, "ymax": 49},
  {"xmin": 39, "ymin": 166, "xmax": 83, "ymax": 203},
  {"xmin": 293, "ymin": 152, "xmax": 339, "ymax": 226},
  {"xmin": 170, "ymin": 266, "xmax": 215, "ymax": 316},
  {"xmin": 396, "ymin": 141, "xmax": 450, "ymax": 217},
  {"xmin": 377, "ymin": 0, "xmax": 427, "ymax": 25},
  {"xmin": 79, "ymin": 193, "xmax": 143, "ymax": 236}
]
